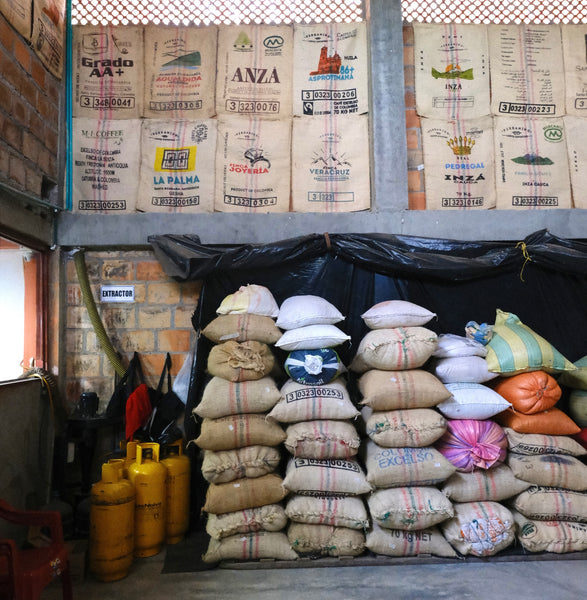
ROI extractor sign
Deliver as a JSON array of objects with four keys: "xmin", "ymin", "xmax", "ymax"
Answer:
[{"xmin": 100, "ymin": 285, "xmax": 135, "ymax": 302}]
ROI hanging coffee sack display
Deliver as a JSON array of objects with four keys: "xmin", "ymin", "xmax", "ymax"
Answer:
[
  {"xmin": 488, "ymin": 24, "xmax": 565, "ymax": 118},
  {"xmin": 31, "ymin": 0, "xmax": 65, "ymax": 78},
  {"xmin": 72, "ymin": 24, "xmax": 143, "ymax": 119},
  {"xmin": 413, "ymin": 23, "xmax": 490, "ymax": 120},
  {"xmin": 0, "ymin": 0, "xmax": 32, "ymax": 40},
  {"xmin": 493, "ymin": 116, "xmax": 572, "ymax": 209},
  {"xmin": 564, "ymin": 115, "xmax": 587, "ymax": 209},
  {"xmin": 137, "ymin": 119, "xmax": 217, "ymax": 213},
  {"xmin": 561, "ymin": 24, "xmax": 587, "ymax": 117},
  {"xmin": 215, "ymin": 24, "xmax": 293, "ymax": 119},
  {"xmin": 421, "ymin": 116, "xmax": 496, "ymax": 210},
  {"xmin": 292, "ymin": 21, "xmax": 369, "ymax": 118},
  {"xmin": 143, "ymin": 24, "xmax": 218, "ymax": 119},
  {"xmin": 71, "ymin": 117, "xmax": 141, "ymax": 213},
  {"xmin": 215, "ymin": 115, "xmax": 291, "ymax": 213},
  {"xmin": 291, "ymin": 113, "xmax": 370, "ymax": 213}
]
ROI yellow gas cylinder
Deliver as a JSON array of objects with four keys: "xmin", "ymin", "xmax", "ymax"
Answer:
[
  {"xmin": 89, "ymin": 462, "xmax": 135, "ymax": 582},
  {"xmin": 123, "ymin": 440, "xmax": 139, "ymax": 478},
  {"xmin": 161, "ymin": 442, "xmax": 190, "ymax": 544},
  {"xmin": 128, "ymin": 442, "xmax": 167, "ymax": 557}
]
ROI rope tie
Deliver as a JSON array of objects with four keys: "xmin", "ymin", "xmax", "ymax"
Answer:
[
  {"xmin": 515, "ymin": 241, "xmax": 533, "ymax": 282},
  {"xmin": 324, "ymin": 232, "xmax": 331, "ymax": 252}
]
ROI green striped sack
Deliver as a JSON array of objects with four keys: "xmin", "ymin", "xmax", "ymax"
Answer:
[{"xmin": 485, "ymin": 310, "xmax": 576, "ymax": 376}]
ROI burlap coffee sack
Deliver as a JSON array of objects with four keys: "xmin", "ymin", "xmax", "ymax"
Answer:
[
  {"xmin": 207, "ymin": 340, "xmax": 275, "ymax": 382},
  {"xmin": 283, "ymin": 457, "xmax": 372, "ymax": 496},
  {"xmin": 202, "ymin": 473, "xmax": 287, "ymax": 515},
  {"xmin": 73, "ymin": 24, "xmax": 143, "ymax": 118},
  {"xmin": 365, "ymin": 408, "xmax": 447, "ymax": 448},
  {"xmin": 284, "ymin": 420, "xmax": 360, "ymax": 459},
  {"xmin": 507, "ymin": 452, "xmax": 587, "ymax": 491},
  {"xmin": 368, "ymin": 486, "xmax": 454, "ymax": 531},
  {"xmin": 513, "ymin": 510, "xmax": 587, "ymax": 554},
  {"xmin": 143, "ymin": 24, "xmax": 217, "ymax": 119},
  {"xmin": 201, "ymin": 446, "xmax": 281, "ymax": 484},
  {"xmin": 285, "ymin": 495, "xmax": 368, "ymax": 530},
  {"xmin": 441, "ymin": 464, "xmax": 530, "ymax": 503},
  {"xmin": 202, "ymin": 314, "xmax": 282, "ymax": 344},
  {"xmin": 287, "ymin": 522, "xmax": 365, "ymax": 557},
  {"xmin": 513, "ymin": 486, "xmax": 587, "ymax": 523},
  {"xmin": 203, "ymin": 531, "xmax": 297, "ymax": 563},
  {"xmin": 195, "ymin": 376, "xmax": 281, "ymax": 419},
  {"xmin": 441, "ymin": 501, "xmax": 514, "ymax": 556},
  {"xmin": 195, "ymin": 414, "xmax": 285, "ymax": 451},
  {"xmin": 366, "ymin": 522, "xmax": 457, "ymax": 558},
  {"xmin": 504, "ymin": 428, "xmax": 587, "ymax": 457},
  {"xmin": 350, "ymin": 327, "xmax": 438, "ymax": 373},
  {"xmin": 358, "ymin": 369, "xmax": 450, "ymax": 410},
  {"xmin": 413, "ymin": 23, "xmax": 490, "ymax": 120},
  {"xmin": 364, "ymin": 441, "xmax": 455, "ymax": 488},
  {"xmin": 206, "ymin": 504, "xmax": 288, "ymax": 540},
  {"xmin": 268, "ymin": 379, "xmax": 359, "ymax": 423}
]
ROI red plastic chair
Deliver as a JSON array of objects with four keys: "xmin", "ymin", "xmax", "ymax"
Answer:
[{"xmin": 0, "ymin": 498, "xmax": 73, "ymax": 600}]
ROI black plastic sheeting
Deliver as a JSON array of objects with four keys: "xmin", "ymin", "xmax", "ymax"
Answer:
[{"xmin": 149, "ymin": 229, "xmax": 587, "ymax": 523}]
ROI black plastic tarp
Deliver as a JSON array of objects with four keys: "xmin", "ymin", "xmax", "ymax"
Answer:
[{"xmin": 149, "ymin": 228, "xmax": 587, "ymax": 522}]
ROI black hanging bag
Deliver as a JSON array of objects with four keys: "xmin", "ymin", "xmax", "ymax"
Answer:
[{"xmin": 105, "ymin": 352, "xmax": 147, "ymax": 421}]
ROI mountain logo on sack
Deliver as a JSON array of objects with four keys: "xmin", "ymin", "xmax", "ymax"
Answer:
[
  {"xmin": 447, "ymin": 135, "xmax": 475, "ymax": 156},
  {"xmin": 263, "ymin": 35, "xmax": 284, "ymax": 49},
  {"xmin": 511, "ymin": 153, "xmax": 553, "ymax": 165},
  {"xmin": 432, "ymin": 63, "xmax": 473, "ymax": 80},
  {"xmin": 149, "ymin": 130, "xmax": 180, "ymax": 142},
  {"xmin": 233, "ymin": 31, "xmax": 253, "ymax": 50},
  {"xmin": 161, "ymin": 51, "xmax": 202, "ymax": 70}
]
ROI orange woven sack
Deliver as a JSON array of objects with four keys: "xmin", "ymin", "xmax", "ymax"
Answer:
[
  {"xmin": 494, "ymin": 407, "xmax": 580, "ymax": 436},
  {"xmin": 491, "ymin": 371, "xmax": 561, "ymax": 415}
]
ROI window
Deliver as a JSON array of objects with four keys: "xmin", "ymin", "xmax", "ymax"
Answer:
[
  {"xmin": 72, "ymin": 0, "xmax": 364, "ymax": 26},
  {"xmin": 0, "ymin": 236, "xmax": 47, "ymax": 381}
]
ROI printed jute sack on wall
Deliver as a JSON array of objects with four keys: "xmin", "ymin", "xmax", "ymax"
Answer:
[
  {"xmin": 32, "ymin": 0, "xmax": 65, "ymax": 78},
  {"xmin": 494, "ymin": 116, "xmax": 572, "ymax": 209},
  {"xmin": 137, "ymin": 119, "xmax": 216, "ymax": 213},
  {"xmin": 561, "ymin": 25, "xmax": 587, "ymax": 117},
  {"xmin": 413, "ymin": 23, "xmax": 490, "ymax": 120},
  {"xmin": 513, "ymin": 510, "xmax": 587, "ymax": 554},
  {"xmin": 143, "ymin": 24, "xmax": 217, "ymax": 119},
  {"xmin": 488, "ymin": 24, "xmax": 565, "ymax": 118},
  {"xmin": 292, "ymin": 21, "xmax": 369, "ymax": 118},
  {"xmin": 73, "ymin": 24, "xmax": 143, "ymax": 118},
  {"xmin": 0, "ymin": 0, "xmax": 32, "ymax": 40},
  {"xmin": 201, "ymin": 445, "xmax": 282, "ymax": 484},
  {"xmin": 291, "ymin": 113, "xmax": 370, "ymax": 213},
  {"xmin": 216, "ymin": 24, "xmax": 293, "ymax": 119},
  {"xmin": 203, "ymin": 531, "xmax": 298, "ymax": 563},
  {"xmin": 564, "ymin": 116, "xmax": 587, "ymax": 209},
  {"xmin": 513, "ymin": 486, "xmax": 587, "ymax": 523},
  {"xmin": 215, "ymin": 116, "xmax": 291, "ymax": 213},
  {"xmin": 71, "ymin": 117, "xmax": 140, "ymax": 213},
  {"xmin": 422, "ymin": 116, "xmax": 496, "ymax": 209},
  {"xmin": 287, "ymin": 522, "xmax": 365, "ymax": 557}
]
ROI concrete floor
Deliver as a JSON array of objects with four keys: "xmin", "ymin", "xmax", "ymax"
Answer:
[{"xmin": 43, "ymin": 544, "xmax": 587, "ymax": 600}]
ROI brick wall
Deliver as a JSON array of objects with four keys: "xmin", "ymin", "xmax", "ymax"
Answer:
[
  {"xmin": 0, "ymin": 13, "xmax": 61, "ymax": 199},
  {"xmin": 63, "ymin": 250, "xmax": 201, "ymax": 414},
  {"xmin": 403, "ymin": 24, "xmax": 425, "ymax": 210}
]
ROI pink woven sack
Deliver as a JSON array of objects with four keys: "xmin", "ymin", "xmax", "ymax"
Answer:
[{"xmin": 436, "ymin": 419, "xmax": 507, "ymax": 472}]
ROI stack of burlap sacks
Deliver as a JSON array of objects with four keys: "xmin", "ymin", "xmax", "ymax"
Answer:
[
  {"xmin": 194, "ymin": 285, "xmax": 297, "ymax": 563},
  {"xmin": 270, "ymin": 295, "xmax": 370, "ymax": 557},
  {"xmin": 194, "ymin": 289, "xmax": 587, "ymax": 563},
  {"xmin": 349, "ymin": 301, "xmax": 458, "ymax": 558}
]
